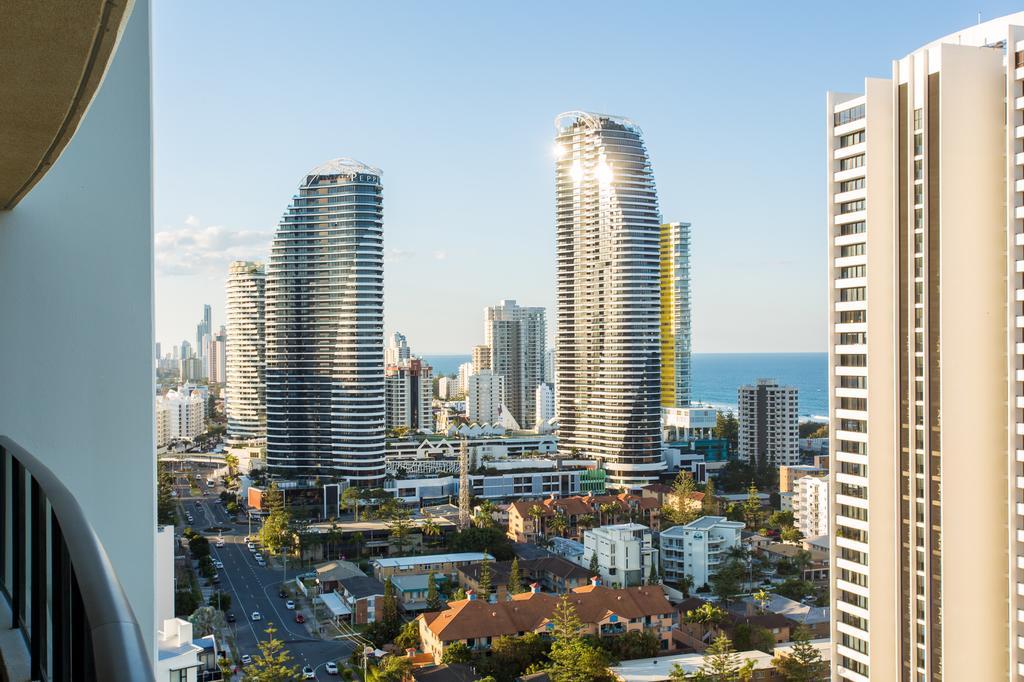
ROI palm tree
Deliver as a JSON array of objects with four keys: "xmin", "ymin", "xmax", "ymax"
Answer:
[
  {"xmin": 421, "ymin": 518, "xmax": 442, "ymax": 548},
  {"xmin": 548, "ymin": 514, "xmax": 568, "ymax": 538},
  {"xmin": 341, "ymin": 485, "xmax": 361, "ymax": 520},
  {"xmin": 577, "ymin": 514, "xmax": 595, "ymax": 531},
  {"xmin": 527, "ymin": 504, "xmax": 547, "ymax": 539},
  {"xmin": 352, "ymin": 531, "xmax": 365, "ymax": 559},
  {"xmin": 475, "ymin": 500, "xmax": 498, "ymax": 528},
  {"xmin": 685, "ymin": 602, "xmax": 728, "ymax": 644},
  {"xmin": 753, "ymin": 588, "xmax": 771, "ymax": 614},
  {"xmin": 599, "ymin": 503, "xmax": 620, "ymax": 526}
]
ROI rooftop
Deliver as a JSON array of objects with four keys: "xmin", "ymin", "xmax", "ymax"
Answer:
[
  {"xmin": 662, "ymin": 516, "xmax": 744, "ymax": 534},
  {"xmin": 339, "ymin": 575, "xmax": 386, "ymax": 599},
  {"xmin": 372, "ymin": 552, "xmax": 493, "ymax": 569},
  {"xmin": 609, "ymin": 640, "xmax": 831, "ymax": 681},
  {"xmin": 303, "ymin": 157, "xmax": 381, "ymax": 184}
]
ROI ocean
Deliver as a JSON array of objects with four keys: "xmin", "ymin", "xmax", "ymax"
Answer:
[{"xmin": 423, "ymin": 351, "xmax": 829, "ymax": 421}]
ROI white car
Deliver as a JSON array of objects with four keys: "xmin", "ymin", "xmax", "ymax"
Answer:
[
  {"xmin": 302, "ymin": 666, "xmax": 315, "ymax": 679},
  {"xmin": 285, "ymin": 600, "xmax": 295, "ymax": 610},
  {"xmin": 256, "ymin": 559, "xmax": 266, "ymax": 567},
  {"xmin": 241, "ymin": 654, "xmax": 253, "ymax": 665},
  {"xmin": 213, "ymin": 560, "xmax": 223, "ymax": 569},
  {"xmin": 325, "ymin": 661, "xmax": 338, "ymax": 675},
  {"xmin": 247, "ymin": 543, "xmax": 256, "ymax": 551},
  {"xmin": 254, "ymin": 553, "xmax": 263, "ymax": 562},
  {"xmin": 251, "ymin": 611, "xmax": 261, "ymax": 621},
  {"xmin": 216, "ymin": 540, "xmax": 225, "ymax": 548}
]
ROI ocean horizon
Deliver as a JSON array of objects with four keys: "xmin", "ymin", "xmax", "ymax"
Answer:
[{"xmin": 423, "ymin": 351, "xmax": 828, "ymax": 420}]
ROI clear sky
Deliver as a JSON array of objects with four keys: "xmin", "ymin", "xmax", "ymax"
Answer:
[{"xmin": 153, "ymin": 0, "xmax": 1021, "ymax": 355}]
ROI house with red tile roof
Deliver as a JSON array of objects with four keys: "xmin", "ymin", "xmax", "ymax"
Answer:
[{"xmin": 506, "ymin": 493, "xmax": 662, "ymax": 543}]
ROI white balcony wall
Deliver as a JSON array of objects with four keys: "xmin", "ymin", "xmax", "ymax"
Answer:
[{"xmin": 0, "ymin": 1, "xmax": 154, "ymax": 657}]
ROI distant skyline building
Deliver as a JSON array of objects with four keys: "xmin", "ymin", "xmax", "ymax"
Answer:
[
  {"xmin": 471, "ymin": 344, "xmax": 491, "ymax": 373},
  {"xmin": 825, "ymin": 14, "xmax": 1024, "ymax": 680},
  {"xmin": 484, "ymin": 299, "xmax": 546, "ymax": 430},
  {"xmin": 737, "ymin": 378, "xmax": 798, "ymax": 467},
  {"xmin": 467, "ymin": 369, "xmax": 504, "ymax": 425},
  {"xmin": 179, "ymin": 356, "xmax": 203, "ymax": 382},
  {"xmin": 660, "ymin": 221, "xmax": 692, "ymax": 408},
  {"xmin": 553, "ymin": 111, "xmax": 663, "ymax": 487},
  {"xmin": 225, "ymin": 261, "xmax": 265, "ymax": 442},
  {"xmin": 385, "ymin": 358, "xmax": 434, "ymax": 434},
  {"xmin": 157, "ymin": 388, "xmax": 206, "ymax": 442},
  {"xmin": 535, "ymin": 382, "xmax": 555, "ymax": 428},
  {"xmin": 208, "ymin": 330, "xmax": 226, "ymax": 385},
  {"xmin": 437, "ymin": 376, "xmax": 459, "ymax": 401},
  {"xmin": 265, "ymin": 158, "xmax": 385, "ymax": 484},
  {"xmin": 457, "ymin": 361, "xmax": 473, "ymax": 396},
  {"xmin": 196, "ymin": 303, "xmax": 211, "ymax": 358},
  {"xmin": 385, "ymin": 331, "xmax": 411, "ymax": 366},
  {"xmin": 180, "ymin": 339, "xmax": 192, "ymax": 359}
]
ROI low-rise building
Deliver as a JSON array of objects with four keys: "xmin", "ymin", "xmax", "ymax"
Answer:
[
  {"xmin": 372, "ymin": 552, "xmax": 494, "ymax": 581},
  {"xmin": 155, "ymin": 618, "xmax": 205, "ymax": 681},
  {"xmin": 778, "ymin": 465, "xmax": 827, "ymax": 494},
  {"xmin": 391, "ymin": 573, "xmax": 445, "ymax": 612},
  {"xmin": 418, "ymin": 581, "xmax": 677, "ymax": 663},
  {"xmin": 583, "ymin": 524, "xmax": 659, "ymax": 588},
  {"xmin": 609, "ymin": 639, "xmax": 831, "ymax": 681},
  {"xmin": 507, "ymin": 492, "xmax": 662, "ymax": 543},
  {"xmin": 457, "ymin": 555, "xmax": 593, "ymax": 601},
  {"xmin": 385, "ymin": 466, "xmax": 604, "ymax": 504},
  {"xmin": 761, "ymin": 543, "xmax": 829, "ymax": 583},
  {"xmin": 660, "ymin": 516, "xmax": 745, "ymax": 588},
  {"xmin": 337, "ymin": 575, "xmax": 386, "ymax": 625},
  {"xmin": 737, "ymin": 592, "xmax": 830, "ymax": 639}
]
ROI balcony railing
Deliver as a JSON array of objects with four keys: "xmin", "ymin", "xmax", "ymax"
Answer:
[{"xmin": 0, "ymin": 436, "xmax": 152, "ymax": 681}]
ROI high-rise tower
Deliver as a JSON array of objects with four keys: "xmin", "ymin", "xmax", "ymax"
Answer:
[
  {"xmin": 554, "ymin": 111, "xmax": 663, "ymax": 488},
  {"xmin": 265, "ymin": 159, "xmax": 385, "ymax": 485},
  {"xmin": 826, "ymin": 14, "xmax": 1024, "ymax": 680},
  {"xmin": 225, "ymin": 261, "xmax": 265, "ymax": 442},
  {"xmin": 484, "ymin": 299, "xmax": 546, "ymax": 430},
  {"xmin": 660, "ymin": 222, "xmax": 691, "ymax": 408}
]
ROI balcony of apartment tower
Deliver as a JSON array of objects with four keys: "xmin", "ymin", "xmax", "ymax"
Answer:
[{"xmin": 0, "ymin": 1, "xmax": 156, "ymax": 680}]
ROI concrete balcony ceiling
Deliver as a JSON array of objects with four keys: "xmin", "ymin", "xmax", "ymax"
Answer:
[{"xmin": 0, "ymin": 0, "xmax": 133, "ymax": 209}]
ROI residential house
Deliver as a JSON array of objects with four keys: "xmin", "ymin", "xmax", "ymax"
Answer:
[
  {"xmin": 337, "ymin": 575, "xmax": 386, "ymax": 625},
  {"xmin": 507, "ymin": 492, "xmax": 662, "ymax": 543},
  {"xmin": 314, "ymin": 560, "xmax": 365, "ymax": 593},
  {"xmin": 391, "ymin": 573, "xmax": 446, "ymax": 612},
  {"xmin": 372, "ymin": 552, "xmax": 494, "ymax": 581},
  {"xmin": 458, "ymin": 556, "xmax": 593, "ymax": 601},
  {"xmin": 761, "ymin": 543, "xmax": 829, "ymax": 583},
  {"xmin": 418, "ymin": 580, "xmax": 678, "ymax": 663}
]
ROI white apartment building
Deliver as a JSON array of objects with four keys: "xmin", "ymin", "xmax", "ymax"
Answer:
[
  {"xmin": 471, "ymin": 344, "xmax": 491, "ymax": 372},
  {"xmin": 554, "ymin": 111, "xmax": 664, "ymax": 487},
  {"xmin": 582, "ymin": 523, "xmax": 659, "ymax": 588},
  {"xmin": 226, "ymin": 260, "xmax": 265, "ymax": 443},
  {"xmin": 385, "ymin": 331, "xmax": 411, "ymax": 366},
  {"xmin": 265, "ymin": 159, "xmax": 386, "ymax": 483},
  {"xmin": 437, "ymin": 376, "xmax": 460, "ymax": 400},
  {"xmin": 535, "ymin": 382, "xmax": 555, "ymax": 428},
  {"xmin": 458, "ymin": 361, "xmax": 474, "ymax": 396},
  {"xmin": 827, "ymin": 15, "xmax": 1024, "ymax": 680},
  {"xmin": 793, "ymin": 475, "xmax": 828, "ymax": 538},
  {"xmin": 484, "ymin": 299, "xmax": 547, "ymax": 430},
  {"xmin": 660, "ymin": 221, "xmax": 692, "ymax": 409},
  {"xmin": 467, "ymin": 369, "xmax": 505, "ymax": 425},
  {"xmin": 208, "ymin": 331, "xmax": 227, "ymax": 385},
  {"xmin": 385, "ymin": 358, "xmax": 434, "ymax": 434},
  {"xmin": 157, "ymin": 389, "xmax": 205, "ymax": 441},
  {"xmin": 660, "ymin": 516, "xmax": 744, "ymax": 589},
  {"xmin": 737, "ymin": 379, "xmax": 799, "ymax": 467}
]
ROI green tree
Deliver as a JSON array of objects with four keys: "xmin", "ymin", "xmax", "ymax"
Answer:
[
  {"xmin": 527, "ymin": 504, "xmax": 547, "ymax": 538},
  {"xmin": 675, "ymin": 633, "xmax": 753, "ymax": 682},
  {"xmin": 685, "ymin": 603, "xmax": 727, "ymax": 644},
  {"xmin": 712, "ymin": 412, "xmax": 739, "ymax": 449},
  {"xmin": 243, "ymin": 624, "xmax": 302, "ymax": 681},
  {"xmin": 475, "ymin": 499, "xmax": 499, "ymax": 529},
  {"xmin": 589, "ymin": 551, "xmax": 599, "ymax": 573},
  {"xmin": 768, "ymin": 511, "xmax": 794, "ymax": 529},
  {"xmin": 771, "ymin": 625, "xmax": 826, "ymax": 681},
  {"xmin": 388, "ymin": 510, "xmax": 413, "ymax": 555},
  {"xmin": 752, "ymin": 589, "xmax": 771, "ymax": 615},
  {"xmin": 710, "ymin": 561, "xmax": 745, "ymax": 604},
  {"xmin": 478, "ymin": 555, "xmax": 493, "ymax": 600},
  {"xmin": 341, "ymin": 485, "xmax": 362, "ymax": 519},
  {"xmin": 732, "ymin": 623, "xmax": 775, "ymax": 654},
  {"xmin": 442, "ymin": 641, "xmax": 473, "ymax": 665},
  {"xmin": 260, "ymin": 482, "xmax": 291, "ymax": 555},
  {"xmin": 157, "ymin": 464, "xmax": 177, "ymax": 525},
  {"xmin": 381, "ymin": 578, "xmax": 400, "ymax": 629},
  {"xmin": 352, "ymin": 531, "xmax": 365, "ymax": 558},
  {"xmin": 780, "ymin": 526, "xmax": 803, "ymax": 543},
  {"xmin": 450, "ymin": 586, "xmax": 467, "ymax": 601},
  {"xmin": 665, "ymin": 471, "xmax": 700, "ymax": 526},
  {"xmin": 394, "ymin": 620, "xmax": 421, "ymax": 650},
  {"xmin": 742, "ymin": 484, "xmax": 762, "ymax": 530},
  {"xmin": 702, "ymin": 477, "xmax": 718, "ymax": 515},
  {"xmin": 547, "ymin": 595, "xmax": 615, "ymax": 682},
  {"xmin": 421, "ymin": 518, "xmax": 442, "ymax": 548},
  {"xmin": 599, "ymin": 629, "xmax": 660, "ymax": 661},
  {"xmin": 648, "ymin": 561, "xmax": 659, "ymax": 585},
  {"xmin": 548, "ymin": 513, "xmax": 568, "ymax": 538},
  {"xmin": 426, "ymin": 571, "xmax": 443, "ymax": 610},
  {"xmin": 508, "ymin": 557, "xmax": 524, "ymax": 595},
  {"xmin": 187, "ymin": 606, "xmax": 225, "ymax": 637},
  {"xmin": 375, "ymin": 654, "xmax": 413, "ymax": 682},
  {"xmin": 208, "ymin": 591, "xmax": 232, "ymax": 612}
]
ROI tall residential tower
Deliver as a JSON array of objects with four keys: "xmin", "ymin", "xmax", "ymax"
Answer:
[
  {"xmin": 265, "ymin": 159, "xmax": 385, "ymax": 485},
  {"xmin": 827, "ymin": 14, "xmax": 1024, "ymax": 680},
  {"xmin": 484, "ymin": 299, "xmax": 546, "ymax": 430},
  {"xmin": 554, "ymin": 111, "xmax": 663, "ymax": 487},
  {"xmin": 660, "ymin": 222, "xmax": 692, "ymax": 408},
  {"xmin": 225, "ymin": 261, "xmax": 265, "ymax": 442}
]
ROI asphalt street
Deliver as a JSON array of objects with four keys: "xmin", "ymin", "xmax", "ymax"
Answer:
[{"xmin": 174, "ymin": 466, "xmax": 355, "ymax": 679}]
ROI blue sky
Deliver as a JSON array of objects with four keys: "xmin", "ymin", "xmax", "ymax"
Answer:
[{"xmin": 153, "ymin": 0, "xmax": 1021, "ymax": 354}]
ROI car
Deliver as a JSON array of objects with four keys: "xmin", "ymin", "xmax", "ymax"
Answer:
[
  {"xmin": 279, "ymin": 589, "xmax": 287, "ymax": 598},
  {"xmin": 247, "ymin": 543, "xmax": 255, "ymax": 551},
  {"xmin": 226, "ymin": 612, "xmax": 236, "ymax": 623},
  {"xmin": 325, "ymin": 661, "xmax": 338, "ymax": 675},
  {"xmin": 302, "ymin": 666, "xmax": 315, "ymax": 679},
  {"xmin": 195, "ymin": 474, "xmax": 203, "ymax": 480},
  {"xmin": 256, "ymin": 559, "xmax": 266, "ymax": 567},
  {"xmin": 211, "ymin": 574, "xmax": 220, "ymax": 584},
  {"xmin": 213, "ymin": 560, "xmax": 223, "ymax": 569},
  {"xmin": 216, "ymin": 540, "xmax": 225, "ymax": 548},
  {"xmin": 295, "ymin": 613, "xmax": 305, "ymax": 624},
  {"xmin": 254, "ymin": 553, "xmax": 263, "ymax": 562},
  {"xmin": 241, "ymin": 654, "xmax": 252, "ymax": 665},
  {"xmin": 251, "ymin": 611, "xmax": 261, "ymax": 621},
  {"xmin": 285, "ymin": 600, "xmax": 295, "ymax": 610}
]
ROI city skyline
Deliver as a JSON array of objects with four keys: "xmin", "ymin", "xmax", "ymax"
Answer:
[{"xmin": 154, "ymin": 1, "xmax": 1024, "ymax": 355}]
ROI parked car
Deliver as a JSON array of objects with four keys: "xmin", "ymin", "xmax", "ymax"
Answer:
[
  {"xmin": 325, "ymin": 661, "xmax": 338, "ymax": 675},
  {"xmin": 295, "ymin": 613, "xmax": 305, "ymax": 624},
  {"xmin": 279, "ymin": 589, "xmax": 287, "ymax": 598},
  {"xmin": 302, "ymin": 666, "xmax": 315, "ymax": 679},
  {"xmin": 254, "ymin": 553, "xmax": 263, "ymax": 562},
  {"xmin": 226, "ymin": 612, "xmax": 236, "ymax": 623},
  {"xmin": 213, "ymin": 560, "xmax": 223, "ymax": 569},
  {"xmin": 285, "ymin": 600, "xmax": 295, "ymax": 610},
  {"xmin": 251, "ymin": 611, "xmax": 261, "ymax": 621},
  {"xmin": 241, "ymin": 654, "xmax": 252, "ymax": 665},
  {"xmin": 256, "ymin": 559, "xmax": 266, "ymax": 567}
]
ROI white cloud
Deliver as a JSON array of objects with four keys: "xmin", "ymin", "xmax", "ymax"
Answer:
[
  {"xmin": 432, "ymin": 250, "xmax": 447, "ymax": 261},
  {"xmin": 155, "ymin": 220, "xmax": 272, "ymax": 276}
]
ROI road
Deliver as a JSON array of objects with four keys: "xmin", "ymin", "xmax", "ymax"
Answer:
[{"xmin": 176, "ymin": 465, "xmax": 355, "ymax": 679}]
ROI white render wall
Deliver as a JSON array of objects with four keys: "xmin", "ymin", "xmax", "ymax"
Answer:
[
  {"xmin": 793, "ymin": 475, "xmax": 829, "ymax": 538},
  {"xmin": 0, "ymin": 0, "xmax": 155, "ymax": 655}
]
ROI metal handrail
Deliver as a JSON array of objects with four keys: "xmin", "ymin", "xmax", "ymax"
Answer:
[{"xmin": 0, "ymin": 435, "xmax": 153, "ymax": 680}]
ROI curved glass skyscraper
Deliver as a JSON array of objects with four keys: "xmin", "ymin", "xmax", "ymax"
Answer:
[
  {"xmin": 265, "ymin": 158, "xmax": 385, "ymax": 485},
  {"xmin": 553, "ymin": 112, "xmax": 664, "ymax": 488}
]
